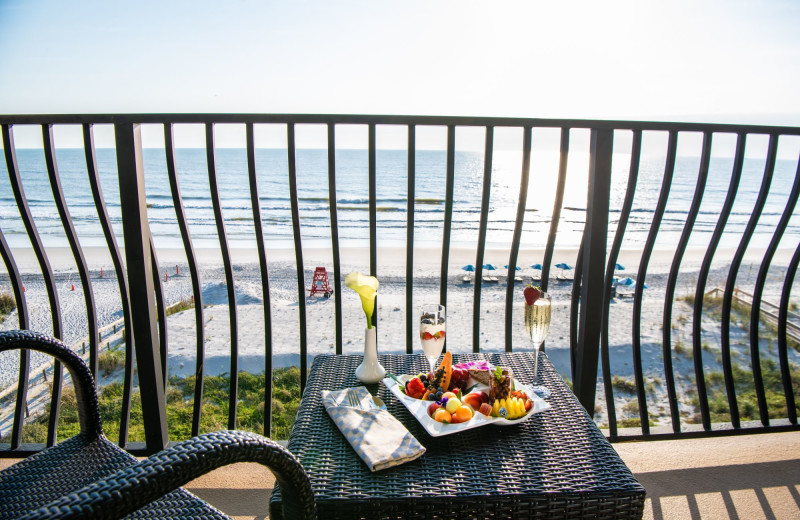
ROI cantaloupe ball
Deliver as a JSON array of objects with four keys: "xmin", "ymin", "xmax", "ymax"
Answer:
[
  {"xmin": 454, "ymin": 405, "xmax": 473, "ymax": 423},
  {"xmin": 433, "ymin": 408, "xmax": 452, "ymax": 423}
]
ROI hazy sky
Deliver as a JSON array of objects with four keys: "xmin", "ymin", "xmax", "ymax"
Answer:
[{"xmin": 1, "ymin": 0, "xmax": 799, "ymax": 144}]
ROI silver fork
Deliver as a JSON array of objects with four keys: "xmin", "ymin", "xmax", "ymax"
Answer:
[{"xmin": 346, "ymin": 388, "xmax": 361, "ymax": 409}]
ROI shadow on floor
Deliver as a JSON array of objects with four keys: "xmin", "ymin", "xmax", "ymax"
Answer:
[
  {"xmin": 187, "ymin": 488, "xmax": 272, "ymax": 520},
  {"xmin": 638, "ymin": 459, "xmax": 800, "ymax": 520}
]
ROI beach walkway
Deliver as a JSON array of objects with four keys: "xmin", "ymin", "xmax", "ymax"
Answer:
[{"xmin": 4, "ymin": 431, "xmax": 794, "ymax": 519}]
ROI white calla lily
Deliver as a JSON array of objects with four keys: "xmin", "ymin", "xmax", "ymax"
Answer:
[{"xmin": 345, "ymin": 272, "xmax": 379, "ymax": 329}]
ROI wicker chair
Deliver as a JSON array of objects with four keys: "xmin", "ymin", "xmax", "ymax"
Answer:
[{"xmin": 0, "ymin": 330, "xmax": 316, "ymax": 519}]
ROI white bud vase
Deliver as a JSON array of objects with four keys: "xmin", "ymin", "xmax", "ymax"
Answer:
[{"xmin": 355, "ymin": 327, "xmax": 385, "ymax": 384}]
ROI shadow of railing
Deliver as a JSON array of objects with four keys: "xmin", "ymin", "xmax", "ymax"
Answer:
[{"xmin": 638, "ymin": 460, "xmax": 800, "ymax": 519}]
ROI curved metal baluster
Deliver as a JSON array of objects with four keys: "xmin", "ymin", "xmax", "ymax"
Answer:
[
  {"xmin": 205, "ymin": 123, "xmax": 239, "ymax": 429},
  {"xmin": 164, "ymin": 124, "xmax": 205, "ymax": 437},
  {"xmin": 43, "ymin": 125, "xmax": 99, "ymax": 380},
  {"xmin": 632, "ymin": 130, "xmax": 677, "ymax": 436},
  {"xmin": 0, "ymin": 225, "xmax": 30, "ymax": 449},
  {"xmin": 753, "ymin": 144, "xmax": 800, "ymax": 425},
  {"xmin": 473, "ymin": 127, "xmax": 494, "ymax": 353},
  {"xmin": 406, "ymin": 126, "xmax": 416, "ymax": 354},
  {"xmin": 504, "ymin": 126, "xmax": 532, "ymax": 352},
  {"xmin": 83, "ymin": 124, "xmax": 134, "ymax": 446},
  {"xmin": 601, "ymin": 130, "xmax": 642, "ymax": 438},
  {"xmin": 778, "ymin": 241, "xmax": 800, "ymax": 424},
  {"xmin": 2, "ymin": 124, "xmax": 63, "ymax": 447},
  {"xmin": 439, "ymin": 125, "xmax": 456, "ymax": 321},
  {"xmin": 692, "ymin": 133, "xmax": 746, "ymax": 430},
  {"xmin": 287, "ymin": 124, "xmax": 308, "ymax": 389},
  {"xmin": 245, "ymin": 123, "xmax": 273, "ymax": 436},
  {"xmin": 570, "ymin": 242, "xmax": 583, "ymax": 375},
  {"xmin": 541, "ymin": 128, "xmax": 570, "ymax": 292},
  {"xmin": 326, "ymin": 124, "xmax": 343, "ymax": 354},
  {"xmin": 663, "ymin": 132, "xmax": 712, "ymax": 433},
  {"xmin": 150, "ymin": 236, "xmax": 167, "ymax": 388},
  {"xmin": 722, "ymin": 135, "xmax": 777, "ymax": 426}
]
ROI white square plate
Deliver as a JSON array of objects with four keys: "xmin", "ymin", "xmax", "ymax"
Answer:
[{"xmin": 382, "ymin": 374, "xmax": 551, "ymax": 437}]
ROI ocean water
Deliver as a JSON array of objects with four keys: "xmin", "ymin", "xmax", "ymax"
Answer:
[{"xmin": 0, "ymin": 147, "xmax": 798, "ymax": 253}]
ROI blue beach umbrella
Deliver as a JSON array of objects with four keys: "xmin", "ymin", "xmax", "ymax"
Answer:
[
  {"xmin": 504, "ymin": 265, "xmax": 522, "ymax": 271},
  {"xmin": 616, "ymin": 277, "xmax": 635, "ymax": 286},
  {"xmin": 462, "ymin": 264, "xmax": 475, "ymax": 272},
  {"xmin": 530, "ymin": 263, "xmax": 543, "ymax": 270},
  {"xmin": 614, "ymin": 263, "xmax": 625, "ymax": 271},
  {"xmin": 555, "ymin": 262, "xmax": 573, "ymax": 270},
  {"xmin": 483, "ymin": 264, "xmax": 497, "ymax": 271}
]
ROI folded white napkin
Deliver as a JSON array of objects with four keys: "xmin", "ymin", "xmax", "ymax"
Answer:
[{"xmin": 321, "ymin": 386, "xmax": 426, "ymax": 472}]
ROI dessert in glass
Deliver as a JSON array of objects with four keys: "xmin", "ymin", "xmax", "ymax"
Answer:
[{"xmin": 419, "ymin": 304, "xmax": 446, "ymax": 374}]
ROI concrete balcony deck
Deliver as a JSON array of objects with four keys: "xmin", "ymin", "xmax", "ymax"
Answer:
[{"xmin": 1, "ymin": 431, "xmax": 797, "ymax": 519}]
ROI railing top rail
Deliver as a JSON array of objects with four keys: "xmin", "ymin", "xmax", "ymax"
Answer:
[{"xmin": 1, "ymin": 114, "xmax": 799, "ymax": 135}]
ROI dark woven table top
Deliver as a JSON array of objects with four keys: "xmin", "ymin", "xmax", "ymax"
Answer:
[{"xmin": 271, "ymin": 352, "xmax": 645, "ymax": 520}]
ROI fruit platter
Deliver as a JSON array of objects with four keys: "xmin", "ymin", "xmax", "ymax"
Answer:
[{"xmin": 381, "ymin": 353, "xmax": 551, "ymax": 437}]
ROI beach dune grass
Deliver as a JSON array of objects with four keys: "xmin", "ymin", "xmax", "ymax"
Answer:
[
  {"xmin": 21, "ymin": 367, "xmax": 302, "ymax": 443},
  {"xmin": 98, "ymin": 348, "xmax": 126, "ymax": 377},
  {"xmin": 611, "ymin": 375, "xmax": 637, "ymax": 394},
  {"xmin": 165, "ymin": 297, "xmax": 195, "ymax": 318},
  {"xmin": 679, "ymin": 293, "xmax": 799, "ymax": 353},
  {"xmin": 689, "ymin": 359, "xmax": 800, "ymax": 424},
  {"xmin": 0, "ymin": 293, "xmax": 16, "ymax": 324}
]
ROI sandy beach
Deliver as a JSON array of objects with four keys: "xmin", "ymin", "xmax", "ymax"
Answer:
[{"xmin": 1, "ymin": 244, "xmax": 798, "ymax": 432}]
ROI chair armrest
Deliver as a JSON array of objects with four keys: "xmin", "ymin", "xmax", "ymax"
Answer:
[
  {"xmin": 0, "ymin": 330, "xmax": 102, "ymax": 439},
  {"xmin": 22, "ymin": 430, "xmax": 317, "ymax": 520}
]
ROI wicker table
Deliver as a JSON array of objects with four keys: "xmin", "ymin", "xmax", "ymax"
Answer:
[{"xmin": 271, "ymin": 352, "xmax": 645, "ymax": 519}]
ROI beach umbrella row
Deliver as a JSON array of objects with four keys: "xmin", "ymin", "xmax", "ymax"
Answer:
[
  {"xmin": 463, "ymin": 262, "xmax": 634, "ymax": 278},
  {"xmin": 465, "ymin": 262, "xmax": 623, "ymax": 272},
  {"xmin": 615, "ymin": 277, "xmax": 648, "ymax": 289}
]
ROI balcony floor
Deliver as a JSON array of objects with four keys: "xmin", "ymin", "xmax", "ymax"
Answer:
[{"xmin": 1, "ymin": 431, "xmax": 797, "ymax": 519}]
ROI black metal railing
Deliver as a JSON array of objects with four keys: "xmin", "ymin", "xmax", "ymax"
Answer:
[{"xmin": 0, "ymin": 114, "xmax": 798, "ymax": 455}]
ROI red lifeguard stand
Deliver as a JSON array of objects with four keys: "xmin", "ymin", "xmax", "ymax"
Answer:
[{"xmin": 308, "ymin": 267, "xmax": 333, "ymax": 298}]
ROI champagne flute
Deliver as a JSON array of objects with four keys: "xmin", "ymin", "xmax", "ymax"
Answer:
[
  {"xmin": 524, "ymin": 291, "xmax": 551, "ymax": 384},
  {"xmin": 420, "ymin": 304, "xmax": 446, "ymax": 375}
]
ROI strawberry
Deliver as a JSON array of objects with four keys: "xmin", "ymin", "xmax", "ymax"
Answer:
[
  {"xmin": 523, "ymin": 285, "xmax": 540, "ymax": 305},
  {"xmin": 422, "ymin": 331, "xmax": 434, "ymax": 340}
]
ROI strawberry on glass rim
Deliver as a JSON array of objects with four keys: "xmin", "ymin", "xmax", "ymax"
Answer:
[{"xmin": 523, "ymin": 284, "xmax": 540, "ymax": 306}]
